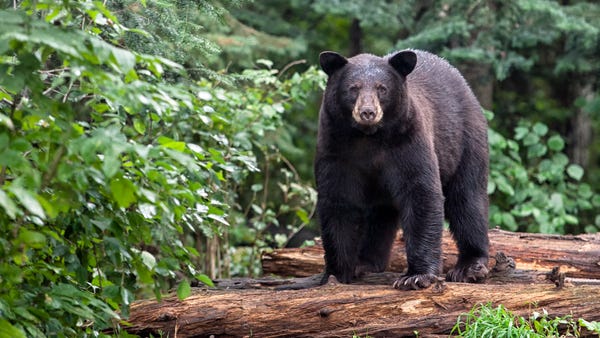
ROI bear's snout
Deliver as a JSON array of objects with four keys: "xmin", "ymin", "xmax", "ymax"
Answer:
[
  {"xmin": 360, "ymin": 108, "xmax": 376, "ymax": 121},
  {"xmin": 352, "ymin": 91, "xmax": 382, "ymax": 127}
]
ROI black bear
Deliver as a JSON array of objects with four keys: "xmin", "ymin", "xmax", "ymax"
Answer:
[{"xmin": 315, "ymin": 49, "xmax": 489, "ymax": 290}]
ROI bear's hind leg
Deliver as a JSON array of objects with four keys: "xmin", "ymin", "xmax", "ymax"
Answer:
[{"xmin": 444, "ymin": 155, "xmax": 490, "ymax": 283}]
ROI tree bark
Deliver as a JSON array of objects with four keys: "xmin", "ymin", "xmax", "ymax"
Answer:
[
  {"xmin": 349, "ymin": 18, "xmax": 362, "ymax": 56},
  {"xmin": 458, "ymin": 62, "xmax": 494, "ymax": 110},
  {"xmin": 123, "ymin": 280, "xmax": 600, "ymax": 337},
  {"xmin": 568, "ymin": 79, "xmax": 594, "ymax": 168},
  {"xmin": 117, "ymin": 229, "xmax": 600, "ymax": 337},
  {"xmin": 262, "ymin": 228, "xmax": 600, "ymax": 279}
]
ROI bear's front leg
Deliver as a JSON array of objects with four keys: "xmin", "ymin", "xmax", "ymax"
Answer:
[
  {"xmin": 389, "ymin": 176, "xmax": 445, "ymax": 290},
  {"xmin": 318, "ymin": 198, "xmax": 365, "ymax": 284}
]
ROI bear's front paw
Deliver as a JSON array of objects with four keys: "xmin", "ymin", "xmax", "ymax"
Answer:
[
  {"xmin": 446, "ymin": 259, "xmax": 489, "ymax": 283},
  {"xmin": 392, "ymin": 273, "xmax": 438, "ymax": 290}
]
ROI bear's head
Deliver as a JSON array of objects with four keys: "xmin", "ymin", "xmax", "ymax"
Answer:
[{"xmin": 320, "ymin": 51, "xmax": 417, "ymax": 135}]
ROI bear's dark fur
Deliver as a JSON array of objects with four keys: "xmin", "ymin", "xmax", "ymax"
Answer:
[{"xmin": 315, "ymin": 50, "xmax": 489, "ymax": 290}]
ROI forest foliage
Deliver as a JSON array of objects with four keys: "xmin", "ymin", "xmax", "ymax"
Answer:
[{"xmin": 0, "ymin": 0, "xmax": 598, "ymax": 336}]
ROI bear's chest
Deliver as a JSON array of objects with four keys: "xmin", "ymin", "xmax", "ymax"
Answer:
[
  {"xmin": 341, "ymin": 139, "xmax": 396, "ymax": 204},
  {"xmin": 345, "ymin": 138, "xmax": 388, "ymax": 172}
]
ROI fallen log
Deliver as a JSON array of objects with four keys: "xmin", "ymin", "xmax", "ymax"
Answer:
[
  {"xmin": 119, "ymin": 230, "xmax": 600, "ymax": 337},
  {"xmin": 213, "ymin": 252, "xmax": 576, "ymax": 290},
  {"xmin": 124, "ymin": 279, "xmax": 600, "ymax": 337},
  {"xmin": 261, "ymin": 228, "xmax": 600, "ymax": 279}
]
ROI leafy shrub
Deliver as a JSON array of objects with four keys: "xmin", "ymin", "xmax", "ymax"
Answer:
[
  {"xmin": 0, "ymin": 1, "xmax": 322, "ymax": 336},
  {"xmin": 487, "ymin": 111, "xmax": 600, "ymax": 234}
]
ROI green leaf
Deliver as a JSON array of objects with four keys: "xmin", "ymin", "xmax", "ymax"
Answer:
[
  {"xmin": 578, "ymin": 184, "xmax": 593, "ymax": 199},
  {"xmin": 121, "ymin": 287, "xmax": 133, "ymax": 306},
  {"xmin": 37, "ymin": 194, "xmax": 58, "ymax": 219},
  {"xmin": 563, "ymin": 214, "xmax": 578, "ymax": 225},
  {"xmin": 549, "ymin": 193, "xmax": 563, "ymax": 212},
  {"xmin": 208, "ymin": 148, "xmax": 226, "ymax": 164},
  {"xmin": 109, "ymin": 177, "xmax": 136, "ymax": 208},
  {"xmin": 176, "ymin": 280, "xmax": 192, "ymax": 300},
  {"xmin": 296, "ymin": 209, "xmax": 309, "ymax": 224},
  {"xmin": 0, "ymin": 318, "xmax": 26, "ymax": 338},
  {"xmin": 140, "ymin": 250, "xmax": 156, "ymax": 270},
  {"xmin": 18, "ymin": 229, "xmax": 47, "ymax": 249},
  {"xmin": 0, "ymin": 133, "xmax": 7, "ymax": 151},
  {"xmin": 547, "ymin": 135, "xmax": 564, "ymax": 151},
  {"xmin": 8, "ymin": 186, "xmax": 45, "ymax": 219},
  {"xmin": 102, "ymin": 149, "xmax": 121, "ymax": 179},
  {"xmin": 514, "ymin": 126, "xmax": 529, "ymax": 140},
  {"xmin": 158, "ymin": 136, "xmax": 186, "ymax": 151},
  {"xmin": 133, "ymin": 118, "xmax": 146, "ymax": 134},
  {"xmin": 579, "ymin": 319, "xmax": 600, "ymax": 333},
  {"xmin": 110, "ymin": 47, "xmax": 136, "ymax": 74},
  {"xmin": 0, "ymin": 189, "xmax": 17, "ymax": 219},
  {"xmin": 501, "ymin": 212, "xmax": 517, "ymax": 231},
  {"xmin": 495, "ymin": 175, "xmax": 515, "ymax": 196},
  {"xmin": 532, "ymin": 122, "xmax": 548, "ymax": 136},
  {"xmin": 566, "ymin": 164, "xmax": 584, "ymax": 181},
  {"xmin": 592, "ymin": 195, "xmax": 600, "ymax": 207},
  {"xmin": 196, "ymin": 274, "xmax": 214, "ymax": 288},
  {"xmin": 486, "ymin": 181, "xmax": 496, "ymax": 194},
  {"xmin": 0, "ymin": 113, "xmax": 14, "ymax": 130}
]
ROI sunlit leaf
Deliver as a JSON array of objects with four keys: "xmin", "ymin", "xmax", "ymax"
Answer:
[
  {"xmin": 176, "ymin": 280, "xmax": 191, "ymax": 300},
  {"xmin": 133, "ymin": 118, "xmax": 146, "ymax": 134},
  {"xmin": 0, "ymin": 189, "xmax": 17, "ymax": 219},
  {"xmin": 196, "ymin": 274, "xmax": 214, "ymax": 288},
  {"xmin": 0, "ymin": 113, "xmax": 14, "ymax": 130},
  {"xmin": 111, "ymin": 47, "xmax": 136, "ymax": 74},
  {"xmin": 109, "ymin": 177, "xmax": 136, "ymax": 208},
  {"xmin": 140, "ymin": 251, "xmax": 156, "ymax": 270},
  {"xmin": 18, "ymin": 229, "xmax": 46, "ymax": 249},
  {"xmin": 0, "ymin": 318, "xmax": 26, "ymax": 338},
  {"xmin": 566, "ymin": 164, "xmax": 584, "ymax": 181},
  {"xmin": 8, "ymin": 186, "xmax": 45, "ymax": 219}
]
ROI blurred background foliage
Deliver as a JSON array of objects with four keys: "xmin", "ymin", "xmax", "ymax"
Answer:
[{"xmin": 0, "ymin": 0, "xmax": 598, "ymax": 336}]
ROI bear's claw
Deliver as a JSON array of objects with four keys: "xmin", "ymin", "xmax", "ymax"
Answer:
[
  {"xmin": 393, "ymin": 273, "xmax": 438, "ymax": 290},
  {"xmin": 446, "ymin": 260, "xmax": 489, "ymax": 283}
]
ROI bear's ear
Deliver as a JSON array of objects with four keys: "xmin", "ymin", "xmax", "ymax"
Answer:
[
  {"xmin": 388, "ymin": 50, "xmax": 417, "ymax": 77},
  {"xmin": 319, "ymin": 51, "xmax": 348, "ymax": 76}
]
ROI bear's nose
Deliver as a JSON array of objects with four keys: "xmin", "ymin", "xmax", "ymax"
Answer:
[{"xmin": 360, "ymin": 108, "xmax": 376, "ymax": 121}]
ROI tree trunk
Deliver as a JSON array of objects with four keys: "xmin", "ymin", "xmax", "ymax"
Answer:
[
  {"xmin": 123, "ymin": 281, "xmax": 600, "ymax": 337},
  {"xmin": 349, "ymin": 18, "xmax": 362, "ymax": 56},
  {"xmin": 568, "ymin": 80, "xmax": 594, "ymax": 168},
  {"xmin": 262, "ymin": 228, "xmax": 600, "ymax": 279},
  {"xmin": 458, "ymin": 62, "xmax": 494, "ymax": 110}
]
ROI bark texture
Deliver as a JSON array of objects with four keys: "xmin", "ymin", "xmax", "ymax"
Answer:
[
  {"xmin": 119, "ymin": 229, "xmax": 600, "ymax": 337},
  {"xmin": 262, "ymin": 228, "xmax": 600, "ymax": 279},
  {"xmin": 124, "ymin": 281, "xmax": 600, "ymax": 337}
]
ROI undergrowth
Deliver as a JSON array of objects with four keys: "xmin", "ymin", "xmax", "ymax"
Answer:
[{"xmin": 452, "ymin": 303, "xmax": 600, "ymax": 338}]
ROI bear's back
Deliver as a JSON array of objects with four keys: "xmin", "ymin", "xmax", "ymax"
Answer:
[
  {"xmin": 403, "ymin": 50, "xmax": 480, "ymax": 115},
  {"xmin": 397, "ymin": 50, "xmax": 486, "ymax": 183}
]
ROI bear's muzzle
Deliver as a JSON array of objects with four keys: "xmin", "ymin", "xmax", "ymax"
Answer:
[{"xmin": 352, "ymin": 91, "xmax": 383, "ymax": 127}]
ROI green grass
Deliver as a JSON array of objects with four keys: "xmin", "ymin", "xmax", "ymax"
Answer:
[{"xmin": 451, "ymin": 303, "xmax": 600, "ymax": 338}]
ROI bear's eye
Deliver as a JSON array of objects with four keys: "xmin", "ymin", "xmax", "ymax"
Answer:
[
  {"xmin": 349, "ymin": 84, "xmax": 361, "ymax": 93},
  {"xmin": 376, "ymin": 85, "xmax": 388, "ymax": 95}
]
